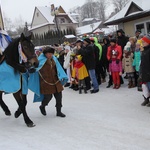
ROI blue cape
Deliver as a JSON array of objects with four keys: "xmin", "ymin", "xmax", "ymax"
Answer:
[{"xmin": 28, "ymin": 54, "xmax": 68, "ymax": 102}]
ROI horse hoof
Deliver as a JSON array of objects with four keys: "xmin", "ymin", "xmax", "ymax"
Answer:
[
  {"xmin": 14, "ymin": 111, "xmax": 22, "ymax": 118},
  {"xmin": 5, "ymin": 111, "xmax": 11, "ymax": 116},
  {"xmin": 27, "ymin": 123, "xmax": 36, "ymax": 127}
]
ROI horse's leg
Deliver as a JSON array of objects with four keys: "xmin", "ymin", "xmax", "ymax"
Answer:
[
  {"xmin": 0, "ymin": 92, "xmax": 11, "ymax": 116},
  {"xmin": 14, "ymin": 95, "xmax": 27, "ymax": 118},
  {"xmin": 13, "ymin": 91, "xmax": 35, "ymax": 127}
]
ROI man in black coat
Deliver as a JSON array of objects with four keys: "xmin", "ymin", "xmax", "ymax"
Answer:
[
  {"xmin": 77, "ymin": 38, "xmax": 99, "ymax": 93},
  {"xmin": 116, "ymin": 29, "xmax": 129, "ymax": 53}
]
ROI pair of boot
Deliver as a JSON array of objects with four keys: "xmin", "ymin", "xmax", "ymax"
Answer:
[
  {"xmin": 39, "ymin": 106, "xmax": 66, "ymax": 117},
  {"xmin": 128, "ymin": 81, "xmax": 136, "ymax": 88},
  {"xmin": 141, "ymin": 96, "xmax": 150, "ymax": 106},
  {"xmin": 113, "ymin": 84, "xmax": 120, "ymax": 89},
  {"xmin": 79, "ymin": 86, "xmax": 87, "ymax": 94}
]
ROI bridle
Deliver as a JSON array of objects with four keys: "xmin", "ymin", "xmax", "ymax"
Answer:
[{"xmin": 18, "ymin": 41, "xmax": 37, "ymax": 72}]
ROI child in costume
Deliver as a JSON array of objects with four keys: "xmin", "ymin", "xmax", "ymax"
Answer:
[{"xmin": 72, "ymin": 55, "xmax": 89, "ymax": 94}]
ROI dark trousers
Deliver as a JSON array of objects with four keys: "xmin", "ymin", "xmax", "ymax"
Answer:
[
  {"xmin": 42, "ymin": 92, "xmax": 62, "ymax": 108},
  {"xmin": 78, "ymin": 79, "xmax": 86, "ymax": 88},
  {"xmin": 84, "ymin": 76, "xmax": 91, "ymax": 90}
]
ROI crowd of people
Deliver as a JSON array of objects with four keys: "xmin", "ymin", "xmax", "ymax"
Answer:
[{"xmin": 35, "ymin": 29, "xmax": 150, "ymax": 116}]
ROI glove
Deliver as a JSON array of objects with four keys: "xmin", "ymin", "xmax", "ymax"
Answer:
[
  {"xmin": 109, "ymin": 60, "xmax": 112, "ymax": 63},
  {"xmin": 28, "ymin": 68, "xmax": 36, "ymax": 73},
  {"xmin": 116, "ymin": 59, "xmax": 120, "ymax": 64}
]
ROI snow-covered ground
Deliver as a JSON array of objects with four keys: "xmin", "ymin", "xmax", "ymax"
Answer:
[{"xmin": 0, "ymin": 80, "xmax": 150, "ymax": 150}]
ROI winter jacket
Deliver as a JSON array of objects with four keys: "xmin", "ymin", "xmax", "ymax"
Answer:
[
  {"xmin": 93, "ymin": 37, "xmax": 102, "ymax": 60},
  {"xmin": 122, "ymin": 53, "xmax": 135, "ymax": 73},
  {"xmin": 92, "ymin": 44, "xmax": 99, "ymax": 65},
  {"xmin": 140, "ymin": 45, "xmax": 150, "ymax": 82},
  {"xmin": 116, "ymin": 29, "xmax": 129, "ymax": 52},
  {"xmin": 107, "ymin": 44, "xmax": 122, "ymax": 61},
  {"xmin": 132, "ymin": 50, "xmax": 141, "ymax": 72},
  {"xmin": 39, "ymin": 59, "xmax": 64, "ymax": 95},
  {"xmin": 78, "ymin": 44, "xmax": 96, "ymax": 70}
]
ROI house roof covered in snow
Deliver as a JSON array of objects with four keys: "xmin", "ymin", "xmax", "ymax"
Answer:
[
  {"xmin": 82, "ymin": 18, "xmax": 100, "ymax": 22},
  {"xmin": 105, "ymin": 0, "xmax": 150, "ymax": 25},
  {"xmin": 76, "ymin": 22, "xmax": 102, "ymax": 36},
  {"xmin": 31, "ymin": 6, "xmax": 78, "ymax": 28}
]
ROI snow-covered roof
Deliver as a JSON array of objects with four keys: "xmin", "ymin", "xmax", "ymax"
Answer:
[
  {"xmin": 82, "ymin": 18, "xmax": 100, "ymax": 22},
  {"xmin": 76, "ymin": 22, "xmax": 102, "ymax": 35},
  {"xmin": 30, "ymin": 22, "xmax": 51, "ymax": 31},
  {"xmin": 37, "ymin": 6, "xmax": 54, "ymax": 23},
  {"xmin": 105, "ymin": 0, "xmax": 149, "ymax": 24},
  {"xmin": 64, "ymin": 34, "xmax": 76, "ymax": 39},
  {"xmin": 36, "ymin": 6, "xmax": 77, "ymax": 24}
]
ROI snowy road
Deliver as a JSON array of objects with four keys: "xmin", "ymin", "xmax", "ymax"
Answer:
[{"xmin": 0, "ymin": 81, "xmax": 150, "ymax": 150}]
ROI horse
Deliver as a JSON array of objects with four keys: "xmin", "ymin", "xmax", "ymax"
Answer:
[{"xmin": 0, "ymin": 33, "xmax": 39, "ymax": 127}]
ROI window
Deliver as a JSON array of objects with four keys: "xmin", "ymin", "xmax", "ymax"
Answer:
[
  {"xmin": 146, "ymin": 22, "xmax": 150, "ymax": 34},
  {"xmin": 60, "ymin": 18, "xmax": 65, "ymax": 23},
  {"xmin": 136, "ymin": 23, "xmax": 145, "ymax": 34},
  {"xmin": 135, "ymin": 21, "xmax": 150, "ymax": 35}
]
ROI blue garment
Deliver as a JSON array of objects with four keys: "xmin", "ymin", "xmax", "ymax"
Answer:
[
  {"xmin": 132, "ymin": 51, "xmax": 141, "ymax": 72},
  {"xmin": 88, "ymin": 69, "xmax": 99, "ymax": 90},
  {"xmin": 28, "ymin": 54, "xmax": 68, "ymax": 102},
  {"xmin": 0, "ymin": 61, "xmax": 21, "ymax": 93}
]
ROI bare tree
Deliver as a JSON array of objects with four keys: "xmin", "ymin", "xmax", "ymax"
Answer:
[
  {"xmin": 81, "ymin": 0, "xmax": 96, "ymax": 19},
  {"xmin": 112, "ymin": 0, "xmax": 129, "ymax": 13},
  {"xmin": 96, "ymin": 0, "xmax": 108, "ymax": 22}
]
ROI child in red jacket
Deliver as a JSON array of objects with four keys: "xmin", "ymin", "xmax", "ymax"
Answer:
[{"xmin": 107, "ymin": 38, "xmax": 122, "ymax": 89}]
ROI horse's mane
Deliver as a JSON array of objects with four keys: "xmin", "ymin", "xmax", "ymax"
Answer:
[{"xmin": 4, "ymin": 37, "xmax": 21, "ymax": 64}]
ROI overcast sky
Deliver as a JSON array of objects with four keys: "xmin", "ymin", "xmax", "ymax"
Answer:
[{"xmin": 1, "ymin": 0, "xmax": 86, "ymax": 23}]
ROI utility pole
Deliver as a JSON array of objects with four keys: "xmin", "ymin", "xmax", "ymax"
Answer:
[{"xmin": 51, "ymin": 4, "xmax": 61, "ymax": 44}]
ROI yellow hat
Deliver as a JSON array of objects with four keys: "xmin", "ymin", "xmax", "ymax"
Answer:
[{"xmin": 76, "ymin": 55, "xmax": 82, "ymax": 61}]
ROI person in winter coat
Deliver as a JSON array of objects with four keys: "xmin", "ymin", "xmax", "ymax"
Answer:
[
  {"xmin": 39, "ymin": 46, "xmax": 67, "ymax": 117},
  {"xmin": 93, "ymin": 37, "xmax": 106, "ymax": 84},
  {"xmin": 107, "ymin": 38, "xmax": 122, "ymax": 89},
  {"xmin": 77, "ymin": 38, "xmax": 99, "ymax": 93},
  {"xmin": 90, "ymin": 37, "xmax": 101, "ymax": 85},
  {"xmin": 140, "ymin": 35, "xmax": 150, "ymax": 106},
  {"xmin": 72, "ymin": 55, "xmax": 89, "ymax": 94},
  {"xmin": 122, "ymin": 42, "xmax": 135, "ymax": 88},
  {"xmin": 132, "ymin": 42, "xmax": 141, "ymax": 87},
  {"xmin": 102, "ymin": 37, "xmax": 113, "ymax": 88},
  {"xmin": 116, "ymin": 29, "xmax": 129, "ymax": 53}
]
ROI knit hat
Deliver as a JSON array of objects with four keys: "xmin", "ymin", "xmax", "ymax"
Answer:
[
  {"xmin": 43, "ymin": 46, "xmax": 55, "ymax": 54},
  {"xmin": 110, "ymin": 38, "xmax": 117, "ymax": 43},
  {"xmin": 75, "ymin": 55, "xmax": 82, "ymax": 61},
  {"xmin": 142, "ymin": 35, "xmax": 150, "ymax": 44},
  {"xmin": 83, "ymin": 38, "xmax": 91, "ymax": 44}
]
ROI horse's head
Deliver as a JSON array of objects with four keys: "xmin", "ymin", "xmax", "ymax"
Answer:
[{"xmin": 19, "ymin": 33, "xmax": 39, "ymax": 72}]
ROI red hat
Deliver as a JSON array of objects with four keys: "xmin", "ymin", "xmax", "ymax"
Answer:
[{"xmin": 142, "ymin": 35, "xmax": 150, "ymax": 44}]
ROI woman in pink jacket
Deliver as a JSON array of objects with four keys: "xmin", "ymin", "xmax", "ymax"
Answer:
[{"xmin": 107, "ymin": 38, "xmax": 122, "ymax": 89}]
